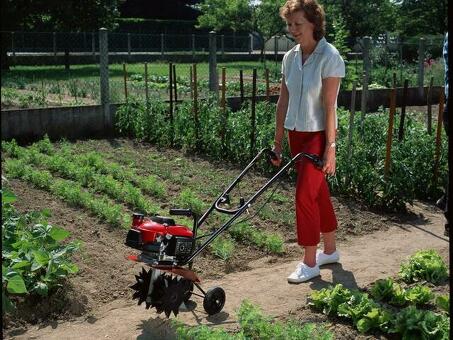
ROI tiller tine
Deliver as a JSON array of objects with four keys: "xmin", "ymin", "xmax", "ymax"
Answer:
[{"xmin": 130, "ymin": 267, "xmax": 194, "ymax": 318}]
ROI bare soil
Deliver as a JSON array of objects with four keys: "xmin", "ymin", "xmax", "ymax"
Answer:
[{"xmin": 2, "ymin": 140, "xmax": 449, "ymax": 339}]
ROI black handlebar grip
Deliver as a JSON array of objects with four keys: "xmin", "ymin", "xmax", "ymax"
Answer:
[
  {"xmin": 312, "ymin": 156, "xmax": 324, "ymax": 168},
  {"xmin": 267, "ymin": 149, "xmax": 279, "ymax": 161},
  {"xmin": 169, "ymin": 208, "xmax": 193, "ymax": 217}
]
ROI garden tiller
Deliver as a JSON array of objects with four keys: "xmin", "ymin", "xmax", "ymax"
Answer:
[{"xmin": 125, "ymin": 148, "xmax": 323, "ymax": 318}]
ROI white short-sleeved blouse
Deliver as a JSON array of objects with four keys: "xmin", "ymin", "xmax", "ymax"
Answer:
[{"xmin": 282, "ymin": 37, "xmax": 345, "ymax": 132}]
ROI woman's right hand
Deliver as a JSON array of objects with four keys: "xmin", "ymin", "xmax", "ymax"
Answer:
[{"xmin": 271, "ymin": 144, "xmax": 282, "ymax": 167}]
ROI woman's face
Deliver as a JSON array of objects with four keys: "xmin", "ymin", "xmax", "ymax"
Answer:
[{"xmin": 285, "ymin": 10, "xmax": 315, "ymax": 46}]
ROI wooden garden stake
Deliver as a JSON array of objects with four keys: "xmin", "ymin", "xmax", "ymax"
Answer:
[
  {"xmin": 433, "ymin": 90, "xmax": 445, "ymax": 186},
  {"xmin": 168, "ymin": 63, "xmax": 174, "ymax": 145},
  {"xmin": 172, "ymin": 64, "xmax": 178, "ymax": 104},
  {"xmin": 123, "ymin": 63, "xmax": 128, "ymax": 102},
  {"xmin": 427, "ymin": 77, "xmax": 433, "ymax": 135},
  {"xmin": 346, "ymin": 82, "xmax": 357, "ymax": 183},
  {"xmin": 250, "ymin": 69, "xmax": 257, "ymax": 159},
  {"xmin": 192, "ymin": 64, "xmax": 199, "ymax": 147},
  {"xmin": 384, "ymin": 85, "xmax": 397, "ymax": 178},
  {"xmin": 144, "ymin": 62, "xmax": 149, "ymax": 106},
  {"xmin": 265, "ymin": 68, "xmax": 270, "ymax": 101},
  {"xmin": 189, "ymin": 66, "xmax": 193, "ymax": 100},
  {"xmin": 239, "ymin": 69, "xmax": 244, "ymax": 105},
  {"xmin": 398, "ymin": 79, "xmax": 408, "ymax": 141},
  {"xmin": 221, "ymin": 67, "xmax": 227, "ymax": 151}
]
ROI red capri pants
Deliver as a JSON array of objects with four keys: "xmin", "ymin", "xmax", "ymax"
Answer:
[{"xmin": 288, "ymin": 130, "xmax": 337, "ymax": 246}]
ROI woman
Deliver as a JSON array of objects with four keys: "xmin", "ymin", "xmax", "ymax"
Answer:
[{"xmin": 272, "ymin": 0, "xmax": 345, "ymax": 283}]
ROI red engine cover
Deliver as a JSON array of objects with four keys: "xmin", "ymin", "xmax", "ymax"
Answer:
[{"xmin": 132, "ymin": 219, "xmax": 193, "ymax": 244}]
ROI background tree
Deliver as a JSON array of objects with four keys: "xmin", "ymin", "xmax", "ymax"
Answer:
[
  {"xmin": 394, "ymin": 0, "xmax": 448, "ymax": 38},
  {"xmin": 1, "ymin": 0, "xmax": 120, "ymax": 70}
]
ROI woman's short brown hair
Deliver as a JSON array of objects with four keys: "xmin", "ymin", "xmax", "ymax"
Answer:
[{"xmin": 279, "ymin": 0, "xmax": 325, "ymax": 41}]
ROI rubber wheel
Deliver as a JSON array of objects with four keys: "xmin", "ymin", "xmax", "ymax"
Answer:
[{"xmin": 203, "ymin": 287, "xmax": 226, "ymax": 315}]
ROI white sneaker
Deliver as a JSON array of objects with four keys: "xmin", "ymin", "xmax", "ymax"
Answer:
[
  {"xmin": 316, "ymin": 250, "xmax": 340, "ymax": 266},
  {"xmin": 287, "ymin": 263, "xmax": 320, "ymax": 283}
]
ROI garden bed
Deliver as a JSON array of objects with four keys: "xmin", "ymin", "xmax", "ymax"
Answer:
[{"xmin": 2, "ymin": 138, "xmax": 449, "ymax": 339}]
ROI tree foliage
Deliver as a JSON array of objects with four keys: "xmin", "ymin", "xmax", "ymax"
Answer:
[
  {"xmin": 1, "ymin": 0, "xmax": 120, "ymax": 32},
  {"xmin": 196, "ymin": 0, "xmax": 253, "ymax": 32},
  {"xmin": 394, "ymin": 0, "xmax": 448, "ymax": 38}
]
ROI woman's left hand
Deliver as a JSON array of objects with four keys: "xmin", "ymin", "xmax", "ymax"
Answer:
[{"xmin": 322, "ymin": 146, "xmax": 336, "ymax": 175}]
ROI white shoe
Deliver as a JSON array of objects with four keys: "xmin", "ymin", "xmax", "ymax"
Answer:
[
  {"xmin": 287, "ymin": 263, "xmax": 320, "ymax": 283},
  {"xmin": 316, "ymin": 249, "xmax": 340, "ymax": 266}
]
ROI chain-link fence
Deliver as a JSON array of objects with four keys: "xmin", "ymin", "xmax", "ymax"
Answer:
[
  {"xmin": 1, "ymin": 30, "xmax": 446, "ymax": 111},
  {"xmin": 3, "ymin": 31, "xmax": 273, "ymax": 55}
]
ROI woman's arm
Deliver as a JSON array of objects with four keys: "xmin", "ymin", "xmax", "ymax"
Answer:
[
  {"xmin": 272, "ymin": 77, "xmax": 289, "ymax": 166},
  {"xmin": 321, "ymin": 77, "xmax": 341, "ymax": 175}
]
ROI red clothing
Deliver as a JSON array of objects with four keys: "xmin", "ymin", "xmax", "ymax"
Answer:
[{"xmin": 288, "ymin": 130, "xmax": 337, "ymax": 246}]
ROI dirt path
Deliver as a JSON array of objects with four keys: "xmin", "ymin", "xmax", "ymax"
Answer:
[{"xmin": 9, "ymin": 202, "xmax": 449, "ymax": 340}]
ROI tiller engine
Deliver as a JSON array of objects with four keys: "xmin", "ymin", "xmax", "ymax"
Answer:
[{"xmin": 125, "ymin": 149, "xmax": 323, "ymax": 317}]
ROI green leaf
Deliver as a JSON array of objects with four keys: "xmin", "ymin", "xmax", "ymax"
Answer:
[
  {"xmin": 49, "ymin": 227, "xmax": 70, "ymax": 241},
  {"xmin": 6, "ymin": 274, "xmax": 28, "ymax": 294},
  {"xmin": 33, "ymin": 282, "xmax": 49, "ymax": 296},
  {"xmin": 2, "ymin": 189, "xmax": 17, "ymax": 204},
  {"xmin": 11, "ymin": 260, "xmax": 31, "ymax": 270},
  {"xmin": 2, "ymin": 291, "xmax": 15, "ymax": 314},
  {"xmin": 33, "ymin": 250, "xmax": 49, "ymax": 266}
]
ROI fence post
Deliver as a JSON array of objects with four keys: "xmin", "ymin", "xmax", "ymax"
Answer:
[
  {"xmin": 427, "ymin": 77, "xmax": 433, "ymax": 134},
  {"xmin": 99, "ymin": 28, "xmax": 110, "ymax": 129},
  {"xmin": 92, "ymin": 32, "xmax": 96, "ymax": 61},
  {"xmin": 127, "ymin": 33, "xmax": 131, "ymax": 60},
  {"xmin": 53, "ymin": 32, "xmax": 57, "ymax": 57},
  {"xmin": 360, "ymin": 36, "xmax": 371, "ymax": 132},
  {"xmin": 192, "ymin": 34, "xmax": 195, "ymax": 60},
  {"xmin": 249, "ymin": 33, "xmax": 253, "ymax": 54},
  {"xmin": 208, "ymin": 31, "xmax": 218, "ymax": 93},
  {"xmin": 161, "ymin": 33, "xmax": 164, "ymax": 58},
  {"xmin": 221, "ymin": 34, "xmax": 225, "ymax": 59},
  {"xmin": 362, "ymin": 36, "xmax": 371, "ymax": 81},
  {"xmin": 417, "ymin": 37, "xmax": 426, "ymax": 97},
  {"xmin": 11, "ymin": 31, "xmax": 15, "ymax": 57}
]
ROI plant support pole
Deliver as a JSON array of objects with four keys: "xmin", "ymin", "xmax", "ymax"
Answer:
[
  {"xmin": 250, "ymin": 69, "xmax": 257, "ymax": 159},
  {"xmin": 384, "ymin": 85, "xmax": 397, "ymax": 178},
  {"xmin": 144, "ymin": 62, "xmax": 149, "ymax": 107},
  {"xmin": 192, "ymin": 64, "xmax": 200, "ymax": 148},
  {"xmin": 346, "ymin": 82, "xmax": 357, "ymax": 183},
  {"xmin": 398, "ymin": 79, "xmax": 408, "ymax": 141},
  {"xmin": 433, "ymin": 91, "xmax": 445, "ymax": 186},
  {"xmin": 427, "ymin": 77, "xmax": 433, "ymax": 135},
  {"xmin": 173, "ymin": 64, "xmax": 178, "ymax": 105},
  {"xmin": 123, "ymin": 63, "xmax": 128, "ymax": 102},
  {"xmin": 169, "ymin": 63, "xmax": 174, "ymax": 145},
  {"xmin": 239, "ymin": 70, "xmax": 244, "ymax": 105}
]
